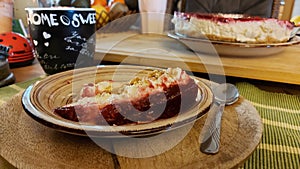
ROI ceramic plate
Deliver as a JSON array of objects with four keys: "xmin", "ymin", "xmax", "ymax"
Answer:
[
  {"xmin": 22, "ymin": 65, "xmax": 213, "ymax": 138},
  {"xmin": 168, "ymin": 31, "xmax": 300, "ymax": 57}
]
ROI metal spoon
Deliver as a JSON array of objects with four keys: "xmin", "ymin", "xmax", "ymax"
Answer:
[{"xmin": 199, "ymin": 83, "xmax": 239, "ymax": 154}]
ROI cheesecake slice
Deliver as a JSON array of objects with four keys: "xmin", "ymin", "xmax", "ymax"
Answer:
[
  {"xmin": 54, "ymin": 68, "xmax": 200, "ymax": 126},
  {"xmin": 172, "ymin": 12, "xmax": 294, "ymax": 43}
]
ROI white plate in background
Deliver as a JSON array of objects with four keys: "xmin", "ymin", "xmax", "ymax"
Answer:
[{"xmin": 168, "ymin": 31, "xmax": 300, "ymax": 57}]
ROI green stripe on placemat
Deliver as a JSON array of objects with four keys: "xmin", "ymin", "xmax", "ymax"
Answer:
[
  {"xmin": 0, "ymin": 77, "xmax": 43, "ymax": 104},
  {"xmin": 0, "ymin": 80, "xmax": 299, "ymax": 168},
  {"xmin": 236, "ymin": 82, "xmax": 300, "ymax": 169}
]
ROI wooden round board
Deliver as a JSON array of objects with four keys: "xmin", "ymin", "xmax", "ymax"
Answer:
[
  {"xmin": 0, "ymin": 86, "xmax": 263, "ymax": 169},
  {"xmin": 0, "ymin": 90, "xmax": 263, "ymax": 169}
]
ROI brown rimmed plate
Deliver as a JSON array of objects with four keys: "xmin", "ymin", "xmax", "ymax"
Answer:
[
  {"xmin": 168, "ymin": 31, "xmax": 300, "ymax": 57},
  {"xmin": 21, "ymin": 65, "xmax": 213, "ymax": 138}
]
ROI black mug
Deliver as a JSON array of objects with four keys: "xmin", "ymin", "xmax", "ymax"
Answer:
[{"xmin": 26, "ymin": 7, "xmax": 96, "ymax": 75}]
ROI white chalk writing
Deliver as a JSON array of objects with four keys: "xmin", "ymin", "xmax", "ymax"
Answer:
[
  {"xmin": 64, "ymin": 31, "xmax": 95, "ymax": 58},
  {"xmin": 66, "ymin": 46, "xmax": 77, "ymax": 51},
  {"xmin": 64, "ymin": 31, "xmax": 86, "ymax": 46},
  {"xmin": 27, "ymin": 12, "xmax": 96, "ymax": 27},
  {"xmin": 37, "ymin": 53, "xmax": 60, "ymax": 60},
  {"xmin": 39, "ymin": 62, "xmax": 76, "ymax": 71}
]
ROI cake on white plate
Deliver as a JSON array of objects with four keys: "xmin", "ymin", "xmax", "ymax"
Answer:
[{"xmin": 172, "ymin": 12, "xmax": 294, "ymax": 43}]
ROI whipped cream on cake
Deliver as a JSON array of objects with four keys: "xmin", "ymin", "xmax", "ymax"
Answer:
[{"xmin": 172, "ymin": 12, "xmax": 294, "ymax": 43}]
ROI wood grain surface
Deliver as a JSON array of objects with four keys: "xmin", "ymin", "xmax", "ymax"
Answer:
[
  {"xmin": 95, "ymin": 32, "xmax": 300, "ymax": 85},
  {"xmin": 10, "ymin": 59, "xmax": 45, "ymax": 83},
  {"xmin": 0, "ymin": 90, "xmax": 262, "ymax": 169}
]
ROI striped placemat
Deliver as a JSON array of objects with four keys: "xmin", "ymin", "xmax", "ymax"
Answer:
[
  {"xmin": 236, "ymin": 82, "xmax": 300, "ymax": 169},
  {"xmin": 0, "ymin": 77, "xmax": 43, "ymax": 105},
  {"xmin": 0, "ymin": 79, "xmax": 299, "ymax": 169}
]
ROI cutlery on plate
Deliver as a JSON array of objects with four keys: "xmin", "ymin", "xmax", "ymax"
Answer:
[{"xmin": 199, "ymin": 83, "xmax": 239, "ymax": 154}]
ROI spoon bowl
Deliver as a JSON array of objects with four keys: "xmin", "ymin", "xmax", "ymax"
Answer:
[{"xmin": 213, "ymin": 83, "xmax": 240, "ymax": 105}]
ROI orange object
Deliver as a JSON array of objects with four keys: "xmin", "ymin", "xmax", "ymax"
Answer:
[
  {"xmin": 105, "ymin": 6, "xmax": 110, "ymax": 12},
  {"xmin": 108, "ymin": 0, "xmax": 125, "ymax": 6},
  {"xmin": 91, "ymin": 0, "xmax": 107, "ymax": 7},
  {"xmin": 113, "ymin": 0, "xmax": 125, "ymax": 4}
]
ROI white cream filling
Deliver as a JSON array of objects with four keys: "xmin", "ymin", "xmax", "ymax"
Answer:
[
  {"xmin": 172, "ymin": 16, "xmax": 293, "ymax": 43},
  {"xmin": 74, "ymin": 68, "xmax": 189, "ymax": 106}
]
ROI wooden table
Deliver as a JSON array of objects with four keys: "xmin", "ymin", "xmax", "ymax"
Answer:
[
  {"xmin": 6, "ymin": 31, "xmax": 300, "ymax": 95},
  {"xmin": 10, "ymin": 59, "xmax": 44, "ymax": 83},
  {"xmin": 8, "ymin": 32, "xmax": 300, "ymax": 94},
  {"xmin": 95, "ymin": 32, "xmax": 300, "ymax": 85}
]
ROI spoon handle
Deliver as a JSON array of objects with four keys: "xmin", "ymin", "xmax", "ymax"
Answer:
[{"xmin": 200, "ymin": 103, "xmax": 225, "ymax": 154}]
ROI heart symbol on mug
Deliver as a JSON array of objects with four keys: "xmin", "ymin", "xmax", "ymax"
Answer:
[
  {"xmin": 33, "ymin": 40, "xmax": 38, "ymax": 46},
  {"xmin": 43, "ymin": 32, "xmax": 51, "ymax": 39},
  {"xmin": 44, "ymin": 42, "xmax": 49, "ymax": 47}
]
